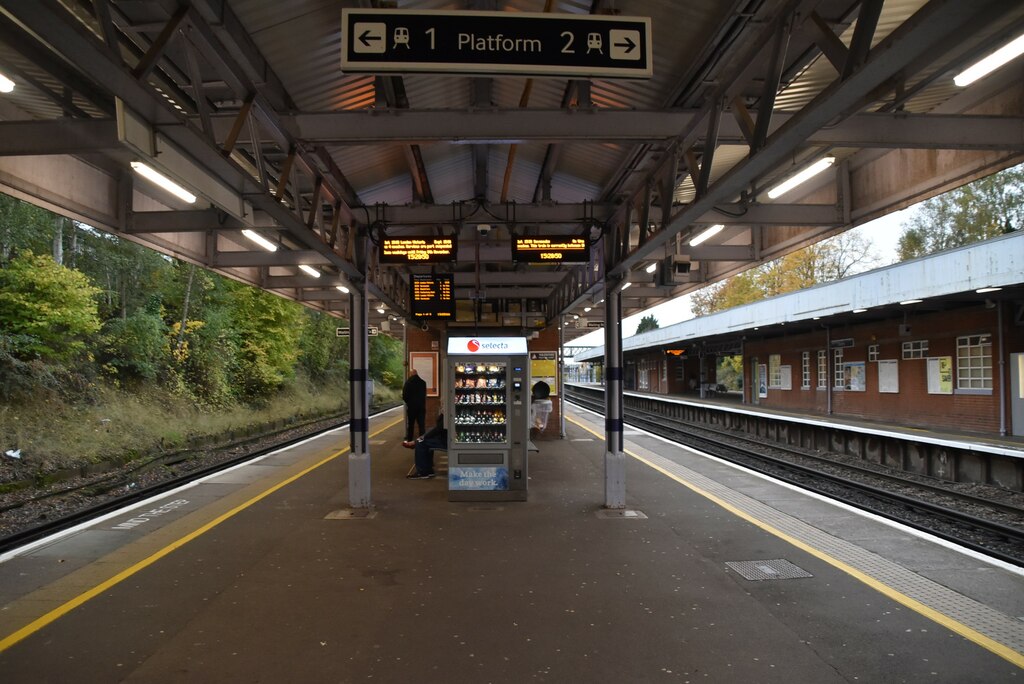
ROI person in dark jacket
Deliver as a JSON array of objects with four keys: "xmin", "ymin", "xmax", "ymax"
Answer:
[
  {"xmin": 401, "ymin": 369, "xmax": 427, "ymax": 446},
  {"xmin": 405, "ymin": 412, "xmax": 446, "ymax": 479}
]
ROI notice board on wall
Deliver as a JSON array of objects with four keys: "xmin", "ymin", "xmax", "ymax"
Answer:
[
  {"xmin": 927, "ymin": 356, "xmax": 953, "ymax": 395},
  {"xmin": 410, "ymin": 351, "xmax": 439, "ymax": 397},
  {"xmin": 878, "ymin": 360, "xmax": 899, "ymax": 393}
]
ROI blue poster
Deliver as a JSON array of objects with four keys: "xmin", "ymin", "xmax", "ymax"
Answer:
[{"xmin": 449, "ymin": 467, "xmax": 508, "ymax": 491}]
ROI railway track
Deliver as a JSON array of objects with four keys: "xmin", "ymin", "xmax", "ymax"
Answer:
[
  {"xmin": 0, "ymin": 405, "xmax": 398, "ymax": 556},
  {"xmin": 567, "ymin": 392, "xmax": 1024, "ymax": 566}
]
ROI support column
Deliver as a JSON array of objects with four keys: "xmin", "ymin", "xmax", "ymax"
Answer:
[
  {"xmin": 604, "ymin": 283, "xmax": 626, "ymax": 509},
  {"xmin": 348, "ymin": 281, "xmax": 372, "ymax": 508}
]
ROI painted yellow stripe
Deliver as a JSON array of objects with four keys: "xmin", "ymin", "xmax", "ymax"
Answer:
[
  {"xmin": 0, "ymin": 418, "xmax": 403, "ymax": 653},
  {"xmin": 566, "ymin": 414, "xmax": 1024, "ymax": 668}
]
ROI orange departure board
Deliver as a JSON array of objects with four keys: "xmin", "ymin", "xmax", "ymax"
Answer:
[
  {"xmin": 410, "ymin": 273, "xmax": 455, "ymax": 319},
  {"xmin": 512, "ymin": 236, "xmax": 589, "ymax": 263},
  {"xmin": 381, "ymin": 236, "xmax": 457, "ymax": 263}
]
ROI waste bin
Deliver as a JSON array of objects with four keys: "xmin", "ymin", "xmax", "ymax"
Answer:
[{"xmin": 532, "ymin": 399, "xmax": 553, "ymax": 432}]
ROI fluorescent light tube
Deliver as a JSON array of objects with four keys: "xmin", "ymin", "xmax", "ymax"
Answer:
[
  {"xmin": 299, "ymin": 264, "xmax": 321, "ymax": 278},
  {"xmin": 336, "ymin": 285, "xmax": 350, "ymax": 294},
  {"xmin": 689, "ymin": 224, "xmax": 724, "ymax": 246},
  {"xmin": 130, "ymin": 161, "xmax": 197, "ymax": 204},
  {"xmin": 644, "ymin": 262, "xmax": 657, "ymax": 274},
  {"xmin": 852, "ymin": 308, "xmax": 867, "ymax": 313},
  {"xmin": 767, "ymin": 157, "xmax": 836, "ymax": 199},
  {"xmin": 954, "ymin": 34, "xmax": 1024, "ymax": 86},
  {"xmin": 242, "ymin": 229, "xmax": 277, "ymax": 252},
  {"xmin": 900, "ymin": 299, "xmax": 923, "ymax": 305},
  {"xmin": 621, "ymin": 281, "xmax": 631, "ymax": 291},
  {"xmin": 976, "ymin": 286, "xmax": 1002, "ymax": 293},
  {"xmin": 0, "ymin": 72, "xmax": 14, "ymax": 93}
]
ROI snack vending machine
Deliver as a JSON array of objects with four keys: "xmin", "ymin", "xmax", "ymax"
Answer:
[{"xmin": 446, "ymin": 336, "xmax": 530, "ymax": 501}]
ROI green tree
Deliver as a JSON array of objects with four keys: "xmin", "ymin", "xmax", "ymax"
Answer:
[
  {"xmin": 636, "ymin": 314, "xmax": 660, "ymax": 334},
  {"xmin": 99, "ymin": 309, "xmax": 168, "ymax": 382},
  {"xmin": 897, "ymin": 163, "xmax": 1024, "ymax": 259},
  {"xmin": 298, "ymin": 310, "xmax": 349, "ymax": 385},
  {"xmin": 0, "ymin": 251, "xmax": 102, "ymax": 361},
  {"xmin": 0, "ymin": 193, "xmax": 56, "ymax": 260},
  {"xmin": 369, "ymin": 332, "xmax": 404, "ymax": 390},
  {"xmin": 690, "ymin": 230, "xmax": 878, "ymax": 316},
  {"xmin": 225, "ymin": 283, "xmax": 305, "ymax": 403}
]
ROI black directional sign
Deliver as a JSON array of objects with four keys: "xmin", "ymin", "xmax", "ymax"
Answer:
[{"xmin": 341, "ymin": 9, "xmax": 652, "ymax": 79}]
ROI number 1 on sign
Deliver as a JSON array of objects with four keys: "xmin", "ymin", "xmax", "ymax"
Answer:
[{"xmin": 426, "ymin": 27, "xmax": 435, "ymax": 50}]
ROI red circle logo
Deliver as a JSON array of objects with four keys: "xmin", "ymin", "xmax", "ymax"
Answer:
[{"xmin": 467, "ymin": 339, "xmax": 480, "ymax": 352}]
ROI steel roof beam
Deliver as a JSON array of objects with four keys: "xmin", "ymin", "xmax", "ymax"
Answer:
[
  {"xmin": 604, "ymin": 0, "xmax": 1018, "ymax": 279},
  {"xmin": 212, "ymin": 250, "xmax": 332, "ymax": 268},
  {"xmin": 0, "ymin": 120, "xmax": 120, "ymax": 155},
  {"xmin": 264, "ymin": 110, "xmax": 1024, "ymax": 150}
]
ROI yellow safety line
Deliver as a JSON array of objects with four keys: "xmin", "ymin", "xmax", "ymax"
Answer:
[
  {"xmin": 566, "ymin": 414, "xmax": 1024, "ymax": 668},
  {"xmin": 0, "ymin": 418, "xmax": 403, "ymax": 654}
]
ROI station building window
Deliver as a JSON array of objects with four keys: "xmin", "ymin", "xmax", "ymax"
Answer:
[
  {"xmin": 956, "ymin": 334, "xmax": 992, "ymax": 390},
  {"xmin": 817, "ymin": 350, "xmax": 827, "ymax": 389},
  {"xmin": 801, "ymin": 351, "xmax": 810, "ymax": 389},
  {"xmin": 868, "ymin": 344, "xmax": 879, "ymax": 362},
  {"xmin": 769, "ymin": 354, "xmax": 782, "ymax": 388},
  {"xmin": 902, "ymin": 340, "xmax": 928, "ymax": 359},
  {"xmin": 833, "ymin": 348, "xmax": 844, "ymax": 388}
]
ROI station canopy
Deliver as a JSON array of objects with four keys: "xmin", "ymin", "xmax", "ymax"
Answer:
[{"xmin": 0, "ymin": 1, "xmax": 1022, "ymax": 341}]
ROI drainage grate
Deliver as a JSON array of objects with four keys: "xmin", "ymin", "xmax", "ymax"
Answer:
[
  {"xmin": 595, "ymin": 509, "xmax": 648, "ymax": 519},
  {"xmin": 324, "ymin": 509, "xmax": 378, "ymax": 520},
  {"xmin": 725, "ymin": 559, "xmax": 812, "ymax": 581}
]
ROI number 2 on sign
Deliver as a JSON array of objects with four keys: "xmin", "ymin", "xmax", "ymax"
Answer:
[{"xmin": 561, "ymin": 31, "xmax": 575, "ymax": 53}]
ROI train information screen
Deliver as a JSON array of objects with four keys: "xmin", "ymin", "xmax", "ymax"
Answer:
[
  {"xmin": 380, "ymin": 236, "xmax": 457, "ymax": 264},
  {"xmin": 512, "ymin": 236, "xmax": 589, "ymax": 263},
  {"xmin": 410, "ymin": 273, "xmax": 455, "ymax": 319}
]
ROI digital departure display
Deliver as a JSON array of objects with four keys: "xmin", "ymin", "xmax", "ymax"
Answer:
[
  {"xmin": 381, "ymin": 236, "xmax": 457, "ymax": 264},
  {"xmin": 410, "ymin": 273, "xmax": 455, "ymax": 319},
  {"xmin": 512, "ymin": 236, "xmax": 589, "ymax": 263}
]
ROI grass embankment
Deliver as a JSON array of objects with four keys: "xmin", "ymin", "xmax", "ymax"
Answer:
[{"xmin": 0, "ymin": 381, "xmax": 399, "ymax": 482}]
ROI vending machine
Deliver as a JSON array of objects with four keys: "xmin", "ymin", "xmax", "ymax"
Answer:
[{"xmin": 446, "ymin": 336, "xmax": 530, "ymax": 501}]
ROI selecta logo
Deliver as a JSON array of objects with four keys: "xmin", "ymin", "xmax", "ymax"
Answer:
[{"xmin": 467, "ymin": 339, "xmax": 481, "ymax": 352}]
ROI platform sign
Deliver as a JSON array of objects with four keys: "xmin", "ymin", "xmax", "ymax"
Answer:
[
  {"xmin": 341, "ymin": 9, "xmax": 652, "ymax": 79},
  {"xmin": 512, "ymin": 236, "xmax": 589, "ymax": 263},
  {"xmin": 380, "ymin": 236, "xmax": 457, "ymax": 264},
  {"xmin": 410, "ymin": 273, "xmax": 455, "ymax": 319}
]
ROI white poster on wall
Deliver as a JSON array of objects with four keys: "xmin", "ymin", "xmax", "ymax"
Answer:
[
  {"xmin": 878, "ymin": 359, "xmax": 899, "ymax": 393},
  {"xmin": 780, "ymin": 365, "xmax": 792, "ymax": 390}
]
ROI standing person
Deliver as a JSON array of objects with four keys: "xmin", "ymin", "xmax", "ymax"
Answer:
[
  {"xmin": 405, "ymin": 411, "xmax": 446, "ymax": 479},
  {"xmin": 402, "ymin": 369, "xmax": 427, "ymax": 447}
]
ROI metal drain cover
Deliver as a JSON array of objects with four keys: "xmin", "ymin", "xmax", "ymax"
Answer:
[
  {"xmin": 324, "ymin": 509, "xmax": 378, "ymax": 520},
  {"xmin": 725, "ymin": 559, "xmax": 812, "ymax": 581},
  {"xmin": 595, "ymin": 509, "xmax": 648, "ymax": 519}
]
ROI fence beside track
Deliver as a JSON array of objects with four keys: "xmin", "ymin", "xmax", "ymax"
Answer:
[{"xmin": 564, "ymin": 383, "xmax": 1024, "ymax": 493}]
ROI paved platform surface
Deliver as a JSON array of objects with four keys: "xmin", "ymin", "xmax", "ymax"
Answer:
[{"xmin": 1, "ymin": 405, "xmax": 1022, "ymax": 682}]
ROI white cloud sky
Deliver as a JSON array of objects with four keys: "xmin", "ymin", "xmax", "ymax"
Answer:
[{"xmin": 565, "ymin": 208, "xmax": 915, "ymax": 351}]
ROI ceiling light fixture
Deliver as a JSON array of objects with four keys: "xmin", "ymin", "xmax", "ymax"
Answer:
[
  {"xmin": 0, "ymin": 72, "xmax": 14, "ymax": 93},
  {"xmin": 299, "ymin": 264, "xmax": 321, "ymax": 278},
  {"xmin": 336, "ymin": 285, "xmax": 350, "ymax": 294},
  {"xmin": 689, "ymin": 224, "xmax": 724, "ymax": 246},
  {"xmin": 242, "ymin": 229, "xmax": 277, "ymax": 252},
  {"xmin": 954, "ymin": 33, "xmax": 1024, "ymax": 86},
  {"xmin": 976, "ymin": 286, "xmax": 1002, "ymax": 293},
  {"xmin": 130, "ymin": 161, "xmax": 197, "ymax": 203},
  {"xmin": 584, "ymin": 306, "xmax": 592, "ymax": 312},
  {"xmin": 900, "ymin": 299, "xmax": 923, "ymax": 305},
  {"xmin": 852, "ymin": 308, "xmax": 868, "ymax": 313},
  {"xmin": 644, "ymin": 262, "xmax": 657, "ymax": 274},
  {"xmin": 767, "ymin": 156, "xmax": 836, "ymax": 199},
  {"xmin": 377, "ymin": 307, "xmax": 386, "ymax": 315},
  {"xmin": 621, "ymin": 281, "xmax": 632, "ymax": 291}
]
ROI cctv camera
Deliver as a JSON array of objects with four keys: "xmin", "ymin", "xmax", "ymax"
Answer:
[
  {"xmin": 476, "ymin": 224, "xmax": 491, "ymax": 237},
  {"xmin": 420, "ymin": 322, "xmax": 430, "ymax": 331}
]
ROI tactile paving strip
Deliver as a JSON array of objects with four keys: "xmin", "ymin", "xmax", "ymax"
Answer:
[{"xmin": 605, "ymin": 425, "xmax": 1024, "ymax": 657}]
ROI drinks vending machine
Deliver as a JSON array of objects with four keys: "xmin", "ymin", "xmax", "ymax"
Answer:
[{"xmin": 446, "ymin": 336, "xmax": 530, "ymax": 501}]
